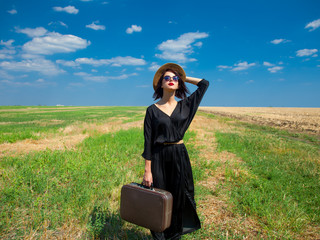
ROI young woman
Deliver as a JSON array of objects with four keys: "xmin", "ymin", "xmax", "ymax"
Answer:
[{"xmin": 142, "ymin": 63, "xmax": 209, "ymax": 240}]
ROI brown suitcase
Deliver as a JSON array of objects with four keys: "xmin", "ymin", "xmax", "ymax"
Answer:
[{"xmin": 120, "ymin": 182, "xmax": 173, "ymax": 232}]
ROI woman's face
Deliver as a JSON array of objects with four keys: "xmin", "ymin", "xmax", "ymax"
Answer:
[{"xmin": 161, "ymin": 71, "xmax": 179, "ymax": 92}]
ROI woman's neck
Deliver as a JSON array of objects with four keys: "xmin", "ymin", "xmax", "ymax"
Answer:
[{"xmin": 159, "ymin": 90, "xmax": 176, "ymax": 105}]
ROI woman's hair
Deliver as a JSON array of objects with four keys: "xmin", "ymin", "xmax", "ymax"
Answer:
[{"xmin": 153, "ymin": 69, "xmax": 189, "ymax": 100}]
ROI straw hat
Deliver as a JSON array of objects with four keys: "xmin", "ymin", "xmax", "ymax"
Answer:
[{"xmin": 153, "ymin": 63, "xmax": 186, "ymax": 90}]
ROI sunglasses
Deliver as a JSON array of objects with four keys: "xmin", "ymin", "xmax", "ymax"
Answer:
[{"xmin": 163, "ymin": 75, "xmax": 179, "ymax": 82}]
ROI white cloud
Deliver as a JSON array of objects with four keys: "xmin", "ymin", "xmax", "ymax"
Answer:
[
  {"xmin": 0, "ymin": 80, "xmax": 31, "ymax": 87},
  {"xmin": 0, "ymin": 49, "xmax": 16, "ymax": 59},
  {"xmin": 57, "ymin": 56, "xmax": 146, "ymax": 68},
  {"xmin": 246, "ymin": 80, "xmax": 254, "ymax": 84},
  {"xmin": 8, "ymin": 9, "xmax": 17, "ymax": 14},
  {"xmin": 296, "ymin": 49, "xmax": 318, "ymax": 57},
  {"xmin": 21, "ymin": 54, "xmax": 44, "ymax": 59},
  {"xmin": 74, "ymin": 72, "xmax": 89, "ymax": 77},
  {"xmin": 22, "ymin": 32, "xmax": 90, "ymax": 55},
  {"xmin": 231, "ymin": 61, "xmax": 256, "ymax": 71},
  {"xmin": 86, "ymin": 21, "xmax": 106, "ymax": 30},
  {"xmin": 194, "ymin": 42, "xmax": 203, "ymax": 47},
  {"xmin": 156, "ymin": 31, "xmax": 209, "ymax": 63},
  {"xmin": 109, "ymin": 56, "xmax": 146, "ymax": 67},
  {"xmin": 109, "ymin": 56, "xmax": 146, "ymax": 66},
  {"xmin": 0, "ymin": 58, "xmax": 63, "ymax": 75},
  {"xmin": 270, "ymin": 38, "xmax": 289, "ymax": 44},
  {"xmin": 0, "ymin": 54, "xmax": 13, "ymax": 60},
  {"xmin": 267, "ymin": 66, "xmax": 283, "ymax": 73},
  {"xmin": 56, "ymin": 59, "xmax": 79, "ymax": 67},
  {"xmin": 0, "ymin": 40, "xmax": 16, "ymax": 59},
  {"xmin": 0, "ymin": 40, "xmax": 15, "ymax": 47},
  {"xmin": 156, "ymin": 52, "xmax": 196, "ymax": 63},
  {"xmin": 149, "ymin": 62, "xmax": 160, "ymax": 71},
  {"xmin": 84, "ymin": 76, "xmax": 109, "ymax": 82},
  {"xmin": 305, "ymin": 19, "xmax": 320, "ymax": 31},
  {"xmin": 0, "ymin": 78, "xmax": 55, "ymax": 87},
  {"xmin": 217, "ymin": 65, "xmax": 232, "ymax": 71},
  {"xmin": 75, "ymin": 58, "xmax": 108, "ymax": 66},
  {"xmin": 16, "ymin": 27, "xmax": 48, "ymax": 37},
  {"xmin": 263, "ymin": 61, "xmax": 274, "ymax": 67},
  {"xmin": 48, "ymin": 21, "xmax": 68, "ymax": 28},
  {"xmin": 111, "ymin": 73, "xmax": 138, "ymax": 79},
  {"xmin": 217, "ymin": 62, "xmax": 256, "ymax": 72},
  {"xmin": 53, "ymin": 6, "xmax": 79, "ymax": 14},
  {"xmin": 158, "ymin": 32, "xmax": 208, "ymax": 52},
  {"xmin": 126, "ymin": 25, "xmax": 142, "ymax": 34},
  {"xmin": 75, "ymin": 56, "xmax": 146, "ymax": 66},
  {"xmin": 263, "ymin": 61, "xmax": 284, "ymax": 73},
  {"xmin": 74, "ymin": 72, "xmax": 137, "ymax": 82}
]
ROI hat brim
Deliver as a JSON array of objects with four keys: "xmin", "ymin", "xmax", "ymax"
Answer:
[{"xmin": 153, "ymin": 63, "xmax": 186, "ymax": 90}]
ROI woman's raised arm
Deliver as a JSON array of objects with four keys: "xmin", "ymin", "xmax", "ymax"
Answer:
[{"xmin": 185, "ymin": 76, "xmax": 203, "ymax": 85}]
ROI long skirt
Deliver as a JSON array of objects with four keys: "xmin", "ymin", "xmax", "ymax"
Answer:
[{"xmin": 151, "ymin": 143, "xmax": 201, "ymax": 239}]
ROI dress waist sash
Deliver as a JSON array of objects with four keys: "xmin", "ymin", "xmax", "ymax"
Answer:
[{"xmin": 163, "ymin": 140, "xmax": 184, "ymax": 145}]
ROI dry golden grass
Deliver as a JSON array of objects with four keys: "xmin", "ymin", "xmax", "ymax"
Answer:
[
  {"xmin": 0, "ymin": 119, "xmax": 65, "ymax": 126},
  {"xmin": 199, "ymin": 107, "xmax": 320, "ymax": 135},
  {"xmin": 0, "ymin": 106, "xmax": 99, "ymax": 112},
  {"xmin": 0, "ymin": 119, "xmax": 143, "ymax": 157}
]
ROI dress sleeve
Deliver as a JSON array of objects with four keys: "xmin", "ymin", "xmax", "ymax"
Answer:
[
  {"xmin": 141, "ymin": 107, "xmax": 153, "ymax": 160},
  {"xmin": 182, "ymin": 79, "xmax": 209, "ymax": 132}
]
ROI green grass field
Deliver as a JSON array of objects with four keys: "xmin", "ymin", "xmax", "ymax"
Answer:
[{"xmin": 0, "ymin": 106, "xmax": 319, "ymax": 239}]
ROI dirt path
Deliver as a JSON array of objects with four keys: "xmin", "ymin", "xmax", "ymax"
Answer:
[{"xmin": 189, "ymin": 115, "xmax": 266, "ymax": 239}]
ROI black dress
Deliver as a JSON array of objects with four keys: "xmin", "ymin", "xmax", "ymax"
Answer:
[{"xmin": 142, "ymin": 79, "xmax": 209, "ymax": 239}]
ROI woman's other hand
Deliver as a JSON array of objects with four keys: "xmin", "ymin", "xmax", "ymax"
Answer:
[
  {"xmin": 143, "ymin": 170, "xmax": 153, "ymax": 187},
  {"xmin": 143, "ymin": 159, "xmax": 153, "ymax": 187}
]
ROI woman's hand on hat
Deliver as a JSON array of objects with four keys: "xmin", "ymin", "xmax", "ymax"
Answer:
[{"xmin": 185, "ymin": 76, "xmax": 203, "ymax": 85}]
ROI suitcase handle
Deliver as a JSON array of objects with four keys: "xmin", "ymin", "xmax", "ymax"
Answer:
[{"xmin": 131, "ymin": 182, "xmax": 155, "ymax": 191}]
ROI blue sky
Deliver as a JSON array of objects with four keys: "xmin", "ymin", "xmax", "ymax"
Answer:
[{"xmin": 0, "ymin": 0, "xmax": 319, "ymax": 107}]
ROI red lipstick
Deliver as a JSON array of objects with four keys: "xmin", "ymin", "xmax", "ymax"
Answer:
[{"xmin": 169, "ymin": 83, "xmax": 174, "ymax": 86}]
